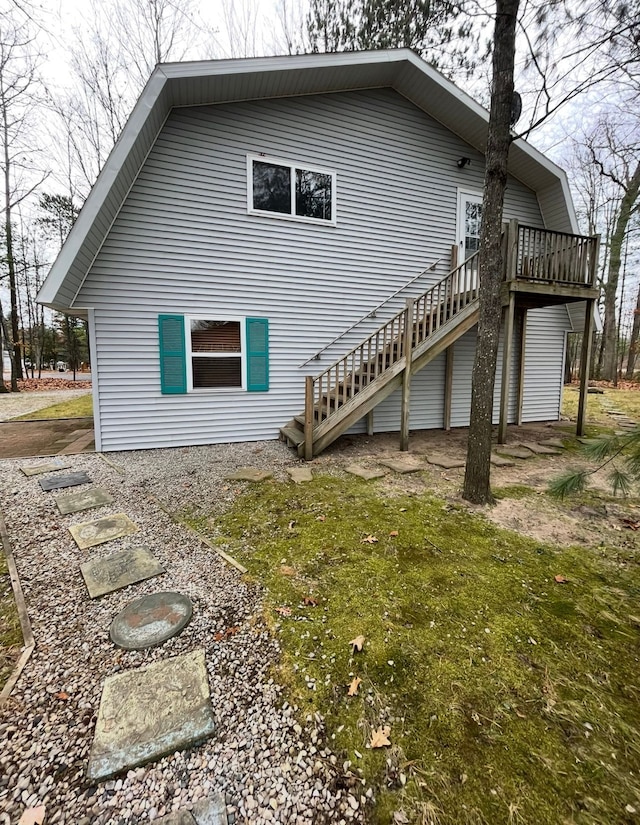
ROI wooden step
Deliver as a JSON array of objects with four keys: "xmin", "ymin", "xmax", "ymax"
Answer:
[
  {"xmin": 279, "ymin": 425, "xmax": 305, "ymax": 447},
  {"xmin": 294, "ymin": 414, "xmax": 306, "ymax": 427}
]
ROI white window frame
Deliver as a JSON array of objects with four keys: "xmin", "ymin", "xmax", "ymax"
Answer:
[
  {"xmin": 185, "ymin": 315, "xmax": 246, "ymax": 393},
  {"xmin": 456, "ymin": 188, "xmax": 483, "ymax": 255},
  {"xmin": 247, "ymin": 153, "xmax": 337, "ymax": 226}
]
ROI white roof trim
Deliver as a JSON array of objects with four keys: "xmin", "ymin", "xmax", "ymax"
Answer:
[{"xmin": 37, "ymin": 48, "xmax": 578, "ymax": 312}]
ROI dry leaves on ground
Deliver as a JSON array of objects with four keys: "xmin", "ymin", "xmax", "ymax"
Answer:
[
  {"xmin": 370, "ymin": 725, "xmax": 391, "ymax": 748},
  {"xmin": 275, "ymin": 606, "xmax": 292, "ymax": 616},
  {"xmin": 554, "ymin": 574, "xmax": 569, "ymax": 584},
  {"xmin": 362, "ymin": 535, "xmax": 378, "ymax": 544},
  {"xmin": 347, "ymin": 676, "xmax": 362, "ymax": 696},
  {"xmin": 349, "ymin": 635, "xmax": 366, "ymax": 652}
]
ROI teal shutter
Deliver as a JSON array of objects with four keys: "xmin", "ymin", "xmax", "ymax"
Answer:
[
  {"xmin": 246, "ymin": 317, "xmax": 269, "ymax": 392},
  {"xmin": 158, "ymin": 314, "xmax": 187, "ymax": 394}
]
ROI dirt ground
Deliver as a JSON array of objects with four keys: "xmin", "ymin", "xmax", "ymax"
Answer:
[
  {"xmin": 0, "ymin": 417, "xmax": 95, "ymax": 458},
  {"xmin": 312, "ymin": 419, "xmax": 640, "ymax": 552}
]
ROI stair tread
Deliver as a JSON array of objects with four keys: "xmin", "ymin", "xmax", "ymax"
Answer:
[{"xmin": 279, "ymin": 425, "xmax": 305, "ymax": 446}]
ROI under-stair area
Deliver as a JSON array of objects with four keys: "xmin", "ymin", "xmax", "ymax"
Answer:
[{"xmin": 280, "ymin": 221, "xmax": 600, "ymax": 459}]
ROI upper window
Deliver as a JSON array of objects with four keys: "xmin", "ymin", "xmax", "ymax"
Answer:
[
  {"xmin": 248, "ymin": 155, "xmax": 336, "ymax": 224},
  {"xmin": 188, "ymin": 319, "xmax": 243, "ymax": 390}
]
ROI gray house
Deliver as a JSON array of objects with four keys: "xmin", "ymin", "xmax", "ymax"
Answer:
[{"xmin": 37, "ymin": 50, "xmax": 598, "ymax": 455}]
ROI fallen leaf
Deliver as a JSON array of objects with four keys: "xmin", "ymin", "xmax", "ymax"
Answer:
[
  {"xmin": 280, "ymin": 565, "xmax": 296, "ymax": 576},
  {"xmin": 288, "ymin": 520, "xmax": 296, "ymax": 531},
  {"xmin": 393, "ymin": 812, "xmax": 410, "ymax": 824},
  {"xmin": 303, "ymin": 595, "xmax": 317, "ymax": 606},
  {"xmin": 316, "ymin": 515, "xmax": 326, "ymax": 522},
  {"xmin": 389, "ymin": 530, "xmax": 399, "ymax": 537},
  {"xmin": 554, "ymin": 574, "xmax": 569, "ymax": 584},
  {"xmin": 55, "ymin": 691, "xmax": 69, "ymax": 700},
  {"xmin": 369, "ymin": 725, "xmax": 391, "ymax": 748},
  {"xmin": 275, "ymin": 606, "xmax": 292, "ymax": 616},
  {"xmin": 349, "ymin": 634, "xmax": 366, "ymax": 652},
  {"xmin": 19, "ymin": 807, "xmax": 46, "ymax": 825},
  {"xmin": 361, "ymin": 534, "xmax": 378, "ymax": 544},
  {"xmin": 621, "ymin": 518, "xmax": 640, "ymax": 530},
  {"xmin": 213, "ymin": 626, "xmax": 240, "ymax": 642},
  {"xmin": 347, "ymin": 676, "xmax": 362, "ymax": 696},
  {"xmin": 399, "ymin": 507, "xmax": 407, "ymax": 512}
]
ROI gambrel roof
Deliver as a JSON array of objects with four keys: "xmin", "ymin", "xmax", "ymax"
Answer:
[{"xmin": 38, "ymin": 49, "xmax": 578, "ymax": 314}]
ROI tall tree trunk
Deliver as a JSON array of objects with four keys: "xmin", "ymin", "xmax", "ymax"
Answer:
[
  {"xmin": 0, "ymin": 297, "xmax": 18, "ymax": 391},
  {"xmin": 463, "ymin": 0, "xmax": 519, "ymax": 505},
  {"xmin": 625, "ymin": 284, "xmax": 640, "ymax": 379},
  {"xmin": 3, "ymin": 104, "xmax": 22, "ymax": 382},
  {"xmin": 0, "ymin": 305, "xmax": 7, "ymax": 392},
  {"xmin": 601, "ymin": 161, "xmax": 640, "ymax": 380}
]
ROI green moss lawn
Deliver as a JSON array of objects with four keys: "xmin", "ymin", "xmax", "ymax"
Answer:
[
  {"xmin": 0, "ymin": 550, "xmax": 22, "ymax": 691},
  {"xmin": 191, "ymin": 474, "xmax": 640, "ymax": 825},
  {"xmin": 14, "ymin": 393, "xmax": 93, "ymax": 420}
]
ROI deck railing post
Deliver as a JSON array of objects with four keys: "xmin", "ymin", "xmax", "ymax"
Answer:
[
  {"xmin": 504, "ymin": 219, "xmax": 518, "ymax": 282},
  {"xmin": 304, "ymin": 375, "xmax": 314, "ymax": 461},
  {"xmin": 590, "ymin": 234, "xmax": 601, "ymax": 288},
  {"xmin": 400, "ymin": 300, "xmax": 414, "ymax": 451}
]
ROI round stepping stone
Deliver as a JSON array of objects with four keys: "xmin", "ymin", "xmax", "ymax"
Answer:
[{"xmin": 110, "ymin": 591, "xmax": 193, "ymax": 650}]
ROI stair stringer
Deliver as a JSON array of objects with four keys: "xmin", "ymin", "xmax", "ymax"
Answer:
[{"xmin": 304, "ymin": 302, "xmax": 479, "ymax": 457}]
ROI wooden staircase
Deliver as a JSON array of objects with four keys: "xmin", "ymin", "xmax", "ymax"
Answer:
[{"xmin": 280, "ymin": 251, "xmax": 481, "ymax": 458}]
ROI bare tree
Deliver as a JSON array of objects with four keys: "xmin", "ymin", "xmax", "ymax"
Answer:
[{"xmin": 0, "ymin": 17, "xmax": 47, "ymax": 390}]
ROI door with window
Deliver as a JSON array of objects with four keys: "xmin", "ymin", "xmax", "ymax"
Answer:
[{"xmin": 456, "ymin": 190, "xmax": 483, "ymax": 297}]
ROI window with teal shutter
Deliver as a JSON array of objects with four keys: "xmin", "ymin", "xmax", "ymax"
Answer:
[
  {"xmin": 158, "ymin": 314, "xmax": 187, "ymax": 394},
  {"xmin": 246, "ymin": 317, "xmax": 269, "ymax": 391}
]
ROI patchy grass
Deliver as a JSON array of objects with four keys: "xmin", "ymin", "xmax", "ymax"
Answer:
[
  {"xmin": 492, "ymin": 484, "xmax": 536, "ymax": 500},
  {"xmin": 14, "ymin": 393, "xmax": 93, "ymax": 420},
  {"xmin": 0, "ymin": 550, "xmax": 23, "ymax": 691},
  {"xmin": 562, "ymin": 384, "xmax": 640, "ymax": 429},
  {"xmin": 193, "ymin": 475, "xmax": 640, "ymax": 825}
]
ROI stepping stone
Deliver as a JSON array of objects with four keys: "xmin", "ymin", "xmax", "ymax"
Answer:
[
  {"xmin": 87, "ymin": 649, "xmax": 215, "ymax": 782},
  {"xmin": 425, "ymin": 454, "xmax": 465, "ymax": 469},
  {"xmin": 538, "ymin": 439, "xmax": 566, "ymax": 449},
  {"xmin": 20, "ymin": 460, "xmax": 72, "ymax": 476},
  {"xmin": 56, "ymin": 486, "xmax": 113, "ymax": 515},
  {"xmin": 491, "ymin": 454, "xmax": 515, "ymax": 467},
  {"xmin": 494, "ymin": 446, "xmax": 534, "ymax": 460},
  {"xmin": 225, "ymin": 468, "xmax": 272, "ymax": 482},
  {"xmin": 156, "ymin": 793, "xmax": 228, "ymax": 825},
  {"xmin": 69, "ymin": 513, "xmax": 138, "ymax": 549},
  {"xmin": 379, "ymin": 458, "xmax": 423, "ymax": 474},
  {"xmin": 519, "ymin": 442, "xmax": 562, "ymax": 456},
  {"xmin": 287, "ymin": 466, "xmax": 313, "ymax": 483},
  {"xmin": 344, "ymin": 464, "xmax": 386, "ymax": 480},
  {"xmin": 80, "ymin": 546, "xmax": 165, "ymax": 598},
  {"xmin": 110, "ymin": 591, "xmax": 193, "ymax": 650},
  {"xmin": 39, "ymin": 471, "xmax": 92, "ymax": 491}
]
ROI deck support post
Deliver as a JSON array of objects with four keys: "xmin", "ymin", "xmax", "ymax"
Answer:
[
  {"xmin": 400, "ymin": 299, "xmax": 414, "ymax": 451},
  {"xmin": 498, "ymin": 292, "xmax": 516, "ymax": 444},
  {"xmin": 516, "ymin": 308, "xmax": 527, "ymax": 425},
  {"xmin": 577, "ymin": 300, "xmax": 595, "ymax": 437},
  {"xmin": 443, "ymin": 345, "xmax": 454, "ymax": 430},
  {"xmin": 366, "ymin": 410, "xmax": 374, "ymax": 436},
  {"xmin": 304, "ymin": 375, "xmax": 314, "ymax": 461}
]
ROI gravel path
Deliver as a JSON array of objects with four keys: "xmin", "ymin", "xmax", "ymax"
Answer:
[
  {"xmin": 0, "ymin": 442, "xmax": 367, "ymax": 825},
  {"xmin": 0, "ymin": 390, "xmax": 92, "ymax": 422}
]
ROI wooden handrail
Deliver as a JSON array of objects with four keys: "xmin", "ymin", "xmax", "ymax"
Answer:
[
  {"xmin": 306, "ymin": 250, "xmax": 481, "ymax": 432},
  {"xmin": 515, "ymin": 225, "xmax": 599, "ymax": 286}
]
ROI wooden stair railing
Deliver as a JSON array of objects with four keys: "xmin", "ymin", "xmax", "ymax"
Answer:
[{"xmin": 280, "ymin": 250, "xmax": 481, "ymax": 458}]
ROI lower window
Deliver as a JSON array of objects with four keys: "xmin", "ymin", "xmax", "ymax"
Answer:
[{"xmin": 189, "ymin": 319, "xmax": 243, "ymax": 389}]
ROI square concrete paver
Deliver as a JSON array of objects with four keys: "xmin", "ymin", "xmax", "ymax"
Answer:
[
  {"xmin": 69, "ymin": 513, "xmax": 138, "ymax": 549},
  {"xmin": 87, "ymin": 649, "xmax": 215, "ymax": 781},
  {"xmin": 490, "ymin": 454, "xmax": 515, "ymax": 467},
  {"xmin": 287, "ymin": 466, "xmax": 313, "ymax": 483},
  {"xmin": 519, "ymin": 442, "xmax": 562, "ymax": 456},
  {"xmin": 80, "ymin": 546, "xmax": 165, "ymax": 598},
  {"xmin": 225, "ymin": 468, "xmax": 272, "ymax": 482},
  {"xmin": 344, "ymin": 464, "xmax": 386, "ymax": 480},
  {"xmin": 20, "ymin": 460, "xmax": 72, "ymax": 477},
  {"xmin": 56, "ymin": 486, "xmax": 114, "ymax": 515},
  {"xmin": 538, "ymin": 439, "xmax": 566, "ymax": 449},
  {"xmin": 39, "ymin": 471, "xmax": 92, "ymax": 491},
  {"xmin": 379, "ymin": 458, "xmax": 423, "ymax": 474},
  {"xmin": 494, "ymin": 446, "xmax": 534, "ymax": 460},
  {"xmin": 425, "ymin": 454, "xmax": 465, "ymax": 470},
  {"xmin": 156, "ymin": 794, "xmax": 228, "ymax": 825}
]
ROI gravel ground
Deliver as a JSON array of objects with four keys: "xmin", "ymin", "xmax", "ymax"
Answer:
[
  {"xmin": 0, "ymin": 390, "xmax": 92, "ymax": 422},
  {"xmin": 0, "ymin": 442, "xmax": 368, "ymax": 825}
]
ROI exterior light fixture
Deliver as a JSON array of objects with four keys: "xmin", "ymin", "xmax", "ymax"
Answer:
[{"xmin": 457, "ymin": 157, "xmax": 471, "ymax": 169}]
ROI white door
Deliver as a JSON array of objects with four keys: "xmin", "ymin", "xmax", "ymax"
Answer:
[{"xmin": 457, "ymin": 190, "xmax": 483, "ymax": 261}]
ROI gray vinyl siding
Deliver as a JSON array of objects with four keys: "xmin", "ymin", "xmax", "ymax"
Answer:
[
  {"xmin": 521, "ymin": 306, "xmax": 571, "ymax": 422},
  {"xmin": 76, "ymin": 89, "xmax": 545, "ymax": 451}
]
